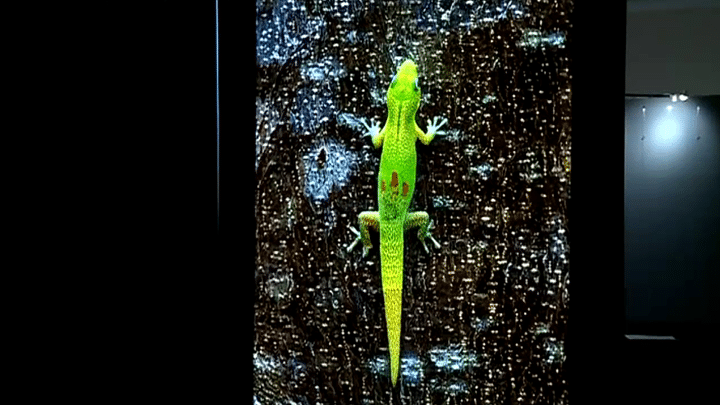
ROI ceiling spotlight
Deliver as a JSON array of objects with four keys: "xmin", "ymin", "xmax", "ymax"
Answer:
[
  {"xmin": 671, "ymin": 94, "xmax": 678, "ymax": 102},
  {"xmin": 679, "ymin": 94, "xmax": 688, "ymax": 102}
]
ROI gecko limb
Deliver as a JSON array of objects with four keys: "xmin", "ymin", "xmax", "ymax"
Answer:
[
  {"xmin": 347, "ymin": 211, "xmax": 380, "ymax": 257},
  {"xmin": 404, "ymin": 211, "xmax": 441, "ymax": 253}
]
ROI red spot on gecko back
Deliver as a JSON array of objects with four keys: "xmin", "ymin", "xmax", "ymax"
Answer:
[
  {"xmin": 402, "ymin": 182, "xmax": 409, "ymax": 197},
  {"xmin": 391, "ymin": 171, "xmax": 399, "ymax": 189}
]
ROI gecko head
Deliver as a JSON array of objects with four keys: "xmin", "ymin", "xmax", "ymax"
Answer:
[{"xmin": 388, "ymin": 59, "xmax": 421, "ymax": 106}]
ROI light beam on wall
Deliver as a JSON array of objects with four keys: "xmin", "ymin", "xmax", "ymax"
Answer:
[
  {"xmin": 655, "ymin": 116, "xmax": 679, "ymax": 148},
  {"xmin": 645, "ymin": 102, "xmax": 692, "ymax": 167}
]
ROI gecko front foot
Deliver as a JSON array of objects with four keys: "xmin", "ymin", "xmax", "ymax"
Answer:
[
  {"xmin": 426, "ymin": 116, "xmax": 448, "ymax": 136},
  {"xmin": 359, "ymin": 118, "xmax": 381, "ymax": 139}
]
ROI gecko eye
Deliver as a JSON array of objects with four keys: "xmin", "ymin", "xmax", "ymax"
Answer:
[
  {"xmin": 390, "ymin": 74, "xmax": 398, "ymax": 88},
  {"xmin": 414, "ymin": 78, "xmax": 420, "ymax": 92}
]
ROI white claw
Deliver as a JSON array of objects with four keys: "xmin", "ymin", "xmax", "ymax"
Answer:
[
  {"xmin": 423, "ymin": 220, "xmax": 441, "ymax": 251},
  {"xmin": 429, "ymin": 235, "xmax": 441, "ymax": 249},
  {"xmin": 347, "ymin": 238, "xmax": 360, "ymax": 253},
  {"xmin": 347, "ymin": 225, "xmax": 361, "ymax": 253}
]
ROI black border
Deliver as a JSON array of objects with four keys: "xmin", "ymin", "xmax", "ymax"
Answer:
[{"xmin": 568, "ymin": 1, "xmax": 626, "ymax": 403}]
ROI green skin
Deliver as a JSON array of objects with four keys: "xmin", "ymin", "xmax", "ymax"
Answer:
[{"xmin": 348, "ymin": 59, "xmax": 447, "ymax": 386}]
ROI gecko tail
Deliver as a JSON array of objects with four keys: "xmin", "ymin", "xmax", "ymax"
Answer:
[
  {"xmin": 385, "ymin": 285, "xmax": 402, "ymax": 386},
  {"xmin": 380, "ymin": 222, "xmax": 404, "ymax": 387}
]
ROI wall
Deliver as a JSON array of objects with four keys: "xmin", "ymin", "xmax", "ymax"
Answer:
[{"xmin": 626, "ymin": 1, "xmax": 720, "ymax": 95}]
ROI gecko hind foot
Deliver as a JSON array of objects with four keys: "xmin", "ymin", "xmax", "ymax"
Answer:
[
  {"xmin": 420, "ymin": 220, "xmax": 442, "ymax": 253},
  {"xmin": 347, "ymin": 225, "xmax": 371, "ymax": 257}
]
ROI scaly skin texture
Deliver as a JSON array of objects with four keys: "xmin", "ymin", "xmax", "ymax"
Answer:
[{"xmin": 347, "ymin": 59, "xmax": 446, "ymax": 386}]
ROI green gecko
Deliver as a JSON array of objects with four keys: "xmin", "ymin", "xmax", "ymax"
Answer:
[{"xmin": 347, "ymin": 59, "xmax": 447, "ymax": 386}]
